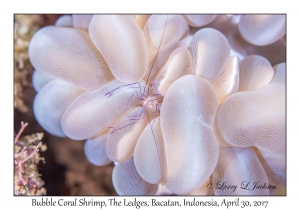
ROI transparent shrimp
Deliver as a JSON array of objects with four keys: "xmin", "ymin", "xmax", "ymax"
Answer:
[{"xmin": 106, "ymin": 15, "xmax": 170, "ymax": 195}]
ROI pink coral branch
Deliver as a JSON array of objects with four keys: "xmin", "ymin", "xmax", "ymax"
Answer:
[
  {"xmin": 15, "ymin": 143, "xmax": 41, "ymax": 185},
  {"xmin": 14, "ymin": 121, "xmax": 28, "ymax": 144},
  {"xmin": 19, "ymin": 143, "xmax": 41, "ymax": 165},
  {"xmin": 14, "ymin": 121, "xmax": 42, "ymax": 186},
  {"xmin": 14, "ymin": 147, "xmax": 27, "ymax": 158},
  {"xmin": 17, "ymin": 163, "xmax": 27, "ymax": 185}
]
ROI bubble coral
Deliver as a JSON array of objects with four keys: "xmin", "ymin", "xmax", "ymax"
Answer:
[{"xmin": 29, "ymin": 14, "xmax": 286, "ymax": 195}]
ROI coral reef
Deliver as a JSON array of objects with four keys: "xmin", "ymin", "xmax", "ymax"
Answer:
[
  {"xmin": 14, "ymin": 121, "xmax": 46, "ymax": 195},
  {"xmin": 28, "ymin": 14, "xmax": 286, "ymax": 195}
]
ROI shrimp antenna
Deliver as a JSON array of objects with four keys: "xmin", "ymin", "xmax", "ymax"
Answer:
[
  {"xmin": 144, "ymin": 15, "xmax": 169, "ymax": 96},
  {"xmin": 145, "ymin": 16, "xmax": 169, "ymax": 195}
]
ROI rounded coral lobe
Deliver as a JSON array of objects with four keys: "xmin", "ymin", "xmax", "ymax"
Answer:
[
  {"xmin": 29, "ymin": 26, "xmax": 114, "ymax": 91},
  {"xmin": 89, "ymin": 15, "xmax": 148, "ymax": 83}
]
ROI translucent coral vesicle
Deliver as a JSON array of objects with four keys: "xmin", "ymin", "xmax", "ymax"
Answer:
[
  {"xmin": 160, "ymin": 75, "xmax": 219, "ymax": 195},
  {"xmin": 29, "ymin": 26, "xmax": 114, "ymax": 91},
  {"xmin": 89, "ymin": 15, "xmax": 148, "ymax": 83},
  {"xmin": 61, "ymin": 80, "xmax": 146, "ymax": 140},
  {"xmin": 112, "ymin": 158, "xmax": 158, "ymax": 195}
]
